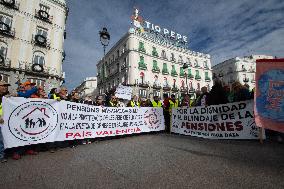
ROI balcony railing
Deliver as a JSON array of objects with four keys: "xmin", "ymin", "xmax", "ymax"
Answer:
[
  {"xmin": 163, "ymin": 86, "xmax": 171, "ymax": 91},
  {"xmin": 195, "ymin": 75, "xmax": 201, "ymax": 80},
  {"xmin": 172, "ymin": 87, "xmax": 179, "ymax": 92},
  {"xmin": 162, "ymin": 69, "xmax": 169, "ymax": 75},
  {"xmin": 0, "ymin": 0, "xmax": 20, "ymax": 10},
  {"xmin": 205, "ymin": 77, "xmax": 211, "ymax": 82},
  {"xmin": 243, "ymin": 78, "xmax": 249, "ymax": 83},
  {"xmin": 35, "ymin": 9, "xmax": 53, "ymax": 24},
  {"xmin": 152, "ymin": 84, "xmax": 161, "ymax": 89},
  {"xmin": 138, "ymin": 83, "xmax": 149, "ymax": 88},
  {"xmin": 152, "ymin": 67, "xmax": 160, "ymax": 73},
  {"xmin": 32, "ymin": 34, "xmax": 50, "ymax": 49}
]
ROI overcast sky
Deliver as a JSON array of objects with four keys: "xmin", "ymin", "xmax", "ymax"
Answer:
[{"xmin": 63, "ymin": 0, "xmax": 284, "ymax": 89}]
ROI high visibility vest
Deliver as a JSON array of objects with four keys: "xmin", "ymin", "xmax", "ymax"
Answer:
[
  {"xmin": 152, "ymin": 100, "xmax": 162, "ymax": 107},
  {"xmin": 0, "ymin": 103, "xmax": 2, "ymax": 117},
  {"xmin": 169, "ymin": 100, "xmax": 179, "ymax": 109},
  {"xmin": 109, "ymin": 101, "xmax": 117, "ymax": 107},
  {"xmin": 52, "ymin": 94, "xmax": 60, "ymax": 100},
  {"xmin": 130, "ymin": 101, "xmax": 140, "ymax": 107}
]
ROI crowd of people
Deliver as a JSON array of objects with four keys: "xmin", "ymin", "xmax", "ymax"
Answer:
[{"xmin": 0, "ymin": 79, "xmax": 282, "ymax": 163}]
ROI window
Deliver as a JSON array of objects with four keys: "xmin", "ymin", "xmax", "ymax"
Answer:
[
  {"xmin": 28, "ymin": 78, "xmax": 45, "ymax": 87},
  {"xmin": 171, "ymin": 53, "xmax": 175, "ymax": 61},
  {"xmin": 0, "ymin": 15, "xmax": 12, "ymax": 30},
  {"xmin": 40, "ymin": 4, "xmax": 50, "ymax": 13},
  {"xmin": 36, "ymin": 27, "xmax": 48, "ymax": 37},
  {"xmin": 0, "ymin": 42, "xmax": 8, "ymax": 58},
  {"xmin": 197, "ymin": 83, "xmax": 200, "ymax": 90},
  {"xmin": 139, "ymin": 89, "xmax": 147, "ymax": 98},
  {"xmin": 0, "ymin": 74, "xmax": 9, "ymax": 83},
  {"xmin": 117, "ymin": 50, "xmax": 119, "ymax": 58},
  {"xmin": 153, "ymin": 90, "xmax": 161, "ymax": 98},
  {"xmin": 161, "ymin": 50, "xmax": 167, "ymax": 59},
  {"xmin": 33, "ymin": 51, "xmax": 45, "ymax": 65},
  {"xmin": 122, "ymin": 44, "xmax": 126, "ymax": 53}
]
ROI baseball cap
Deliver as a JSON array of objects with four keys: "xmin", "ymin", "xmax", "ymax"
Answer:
[
  {"xmin": 0, "ymin": 81, "xmax": 10, "ymax": 86},
  {"xmin": 22, "ymin": 81, "xmax": 36, "ymax": 86}
]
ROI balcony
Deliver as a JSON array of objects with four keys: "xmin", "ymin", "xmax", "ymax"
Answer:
[
  {"xmin": 195, "ymin": 75, "xmax": 201, "ymax": 80},
  {"xmin": 0, "ymin": 22, "xmax": 15, "ymax": 38},
  {"xmin": 139, "ymin": 83, "xmax": 149, "ymax": 88},
  {"xmin": 152, "ymin": 84, "xmax": 161, "ymax": 89},
  {"xmin": 152, "ymin": 51, "xmax": 158, "ymax": 57},
  {"xmin": 138, "ymin": 62, "xmax": 147, "ymax": 70},
  {"xmin": 179, "ymin": 73, "xmax": 185, "ymax": 78},
  {"xmin": 188, "ymin": 74, "xmax": 194, "ymax": 79},
  {"xmin": 180, "ymin": 87, "xmax": 187, "ymax": 93},
  {"xmin": 0, "ymin": 0, "xmax": 19, "ymax": 10},
  {"xmin": 138, "ymin": 46, "xmax": 146, "ymax": 53},
  {"xmin": 152, "ymin": 67, "xmax": 160, "ymax": 73},
  {"xmin": 243, "ymin": 78, "xmax": 249, "ymax": 83},
  {"xmin": 0, "ymin": 56, "xmax": 11, "ymax": 68},
  {"xmin": 172, "ymin": 87, "xmax": 179, "ymax": 92},
  {"xmin": 33, "ymin": 34, "xmax": 50, "ymax": 49},
  {"xmin": 188, "ymin": 87, "xmax": 195, "ymax": 93},
  {"xmin": 35, "ymin": 9, "xmax": 53, "ymax": 24},
  {"xmin": 170, "ymin": 57, "xmax": 176, "ymax": 62},
  {"xmin": 162, "ymin": 69, "xmax": 169, "ymax": 75},
  {"xmin": 205, "ymin": 77, "xmax": 211, "ymax": 82},
  {"xmin": 194, "ymin": 64, "xmax": 200, "ymax": 68},
  {"xmin": 163, "ymin": 86, "xmax": 171, "ymax": 91},
  {"xmin": 171, "ymin": 70, "xmax": 178, "ymax": 77}
]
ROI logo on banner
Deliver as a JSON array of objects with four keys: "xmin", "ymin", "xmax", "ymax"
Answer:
[
  {"xmin": 256, "ymin": 69, "xmax": 284, "ymax": 122},
  {"xmin": 8, "ymin": 101, "xmax": 58, "ymax": 141},
  {"xmin": 144, "ymin": 108, "xmax": 162, "ymax": 129}
]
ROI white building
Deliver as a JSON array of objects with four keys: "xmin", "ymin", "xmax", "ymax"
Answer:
[
  {"xmin": 75, "ymin": 77, "xmax": 97, "ymax": 98},
  {"xmin": 97, "ymin": 9, "xmax": 213, "ymax": 99},
  {"xmin": 0, "ymin": 0, "xmax": 68, "ymax": 93},
  {"xmin": 212, "ymin": 55, "xmax": 274, "ymax": 90}
]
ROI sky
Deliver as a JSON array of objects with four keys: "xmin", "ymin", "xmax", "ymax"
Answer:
[{"xmin": 63, "ymin": 0, "xmax": 284, "ymax": 89}]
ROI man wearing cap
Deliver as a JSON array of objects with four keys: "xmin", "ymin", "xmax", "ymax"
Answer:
[
  {"xmin": 17, "ymin": 81, "xmax": 38, "ymax": 98},
  {"xmin": 0, "ymin": 81, "xmax": 10, "ymax": 162}
]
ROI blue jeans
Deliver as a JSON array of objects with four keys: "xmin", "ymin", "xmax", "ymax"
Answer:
[{"xmin": 0, "ymin": 127, "xmax": 4, "ymax": 159}]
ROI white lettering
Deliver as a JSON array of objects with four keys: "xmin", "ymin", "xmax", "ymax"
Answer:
[
  {"xmin": 183, "ymin": 36, "xmax": 188, "ymax": 43},
  {"xmin": 171, "ymin": 31, "xmax": 175, "ymax": 38},
  {"xmin": 176, "ymin": 33, "xmax": 182, "ymax": 40},
  {"xmin": 163, "ymin": 28, "xmax": 169, "ymax": 35},
  {"xmin": 154, "ymin": 25, "xmax": 161, "ymax": 33},
  {"xmin": 145, "ymin": 21, "xmax": 151, "ymax": 29}
]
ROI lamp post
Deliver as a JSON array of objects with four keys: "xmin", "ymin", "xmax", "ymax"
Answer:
[
  {"xmin": 182, "ymin": 62, "xmax": 189, "ymax": 94},
  {"xmin": 99, "ymin": 27, "xmax": 110, "ymax": 95},
  {"xmin": 99, "ymin": 27, "xmax": 110, "ymax": 56}
]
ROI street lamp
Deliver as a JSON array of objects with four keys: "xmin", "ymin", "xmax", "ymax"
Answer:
[
  {"xmin": 99, "ymin": 27, "xmax": 110, "ymax": 56},
  {"xmin": 182, "ymin": 62, "xmax": 189, "ymax": 94},
  {"xmin": 99, "ymin": 27, "xmax": 110, "ymax": 95}
]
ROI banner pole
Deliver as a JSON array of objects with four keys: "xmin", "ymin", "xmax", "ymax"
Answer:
[{"xmin": 259, "ymin": 127, "xmax": 264, "ymax": 144}]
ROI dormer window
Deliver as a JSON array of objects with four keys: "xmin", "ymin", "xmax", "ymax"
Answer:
[
  {"xmin": 0, "ymin": 15, "xmax": 14, "ymax": 37},
  {"xmin": 0, "ymin": 0, "xmax": 19, "ymax": 10}
]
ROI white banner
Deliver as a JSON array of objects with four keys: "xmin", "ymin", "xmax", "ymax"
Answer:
[
  {"xmin": 115, "ymin": 85, "xmax": 133, "ymax": 100},
  {"xmin": 171, "ymin": 100, "xmax": 265, "ymax": 139},
  {"xmin": 2, "ymin": 97, "xmax": 164, "ymax": 148}
]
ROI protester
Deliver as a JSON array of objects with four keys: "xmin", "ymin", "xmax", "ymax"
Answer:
[
  {"xmin": 117, "ymin": 98, "xmax": 127, "ymax": 107},
  {"xmin": 48, "ymin": 88, "xmax": 59, "ymax": 99},
  {"xmin": 95, "ymin": 95, "xmax": 106, "ymax": 107},
  {"xmin": 163, "ymin": 93, "xmax": 171, "ymax": 132},
  {"xmin": 58, "ymin": 86, "xmax": 69, "ymax": 100},
  {"xmin": 208, "ymin": 79, "xmax": 228, "ymax": 105},
  {"xmin": 195, "ymin": 87, "xmax": 209, "ymax": 106},
  {"xmin": 108, "ymin": 95, "xmax": 118, "ymax": 107},
  {"xmin": 151, "ymin": 96, "xmax": 162, "ymax": 107},
  {"xmin": 70, "ymin": 91, "xmax": 80, "ymax": 103},
  {"xmin": 180, "ymin": 94, "xmax": 192, "ymax": 107},
  {"xmin": 169, "ymin": 94, "xmax": 179, "ymax": 109},
  {"xmin": 0, "ymin": 81, "xmax": 10, "ymax": 163},
  {"xmin": 127, "ymin": 95, "xmax": 140, "ymax": 107},
  {"xmin": 17, "ymin": 81, "xmax": 38, "ymax": 98},
  {"xmin": 231, "ymin": 82, "xmax": 251, "ymax": 102}
]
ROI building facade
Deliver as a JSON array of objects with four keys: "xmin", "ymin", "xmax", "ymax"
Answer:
[
  {"xmin": 75, "ymin": 77, "xmax": 97, "ymax": 98},
  {"xmin": 97, "ymin": 31, "xmax": 213, "ymax": 99},
  {"xmin": 212, "ymin": 55, "xmax": 274, "ymax": 90},
  {"xmin": 0, "ymin": 0, "xmax": 68, "ymax": 93}
]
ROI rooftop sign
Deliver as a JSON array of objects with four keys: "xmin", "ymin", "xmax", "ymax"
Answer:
[{"xmin": 130, "ymin": 8, "xmax": 188, "ymax": 47}]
